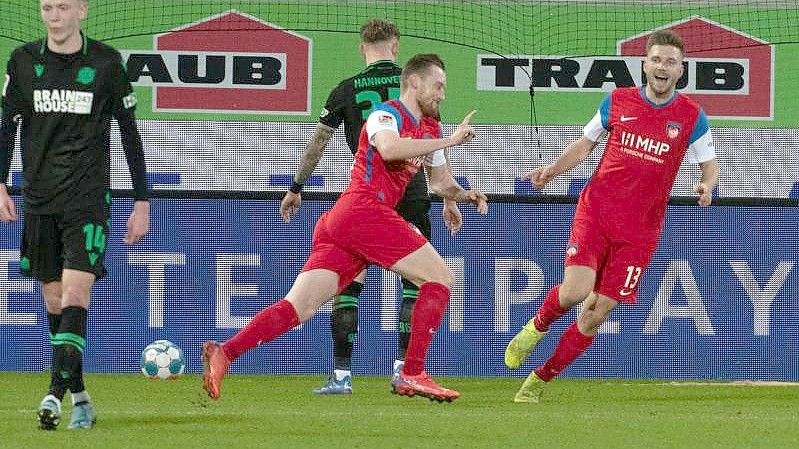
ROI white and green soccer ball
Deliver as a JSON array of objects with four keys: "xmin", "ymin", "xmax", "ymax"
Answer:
[{"xmin": 140, "ymin": 340, "xmax": 185, "ymax": 380}]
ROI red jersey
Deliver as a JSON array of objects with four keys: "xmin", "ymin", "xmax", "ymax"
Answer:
[
  {"xmin": 578, "ymin": 86, "xmax": 714, "ymax": 245},
  {"xmin": 342, "ymin": 99, "xmax": 443, "ymax": 208}
]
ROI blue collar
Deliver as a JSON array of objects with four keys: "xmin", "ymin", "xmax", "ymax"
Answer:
[
  {"xmin": 395, "ymin": 99, "xmax": 419, "ymax": 127},
  {"xmin": 639, "ymin": 85, "xmax": 678, "ymax": 109}
]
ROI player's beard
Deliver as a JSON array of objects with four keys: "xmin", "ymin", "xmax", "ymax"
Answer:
[{"xmin": 419, "ymin": 96, "xmax": 440, "ymax": 118}]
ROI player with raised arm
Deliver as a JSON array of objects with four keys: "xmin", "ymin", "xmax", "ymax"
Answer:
[
  {"xmin": 504, "ymin": 29, "xmax": 719, "ymax": 403},
  {"xmin": 280, "ymin": 19, "xmax": 463, "ymax": 394},
  {"xmin": 0, "ymin": 0, "xmax": 149, "ymax": 429},
  {"xmin": 203, "ymin": 54, "xmax": 486, "ymax": 403}
]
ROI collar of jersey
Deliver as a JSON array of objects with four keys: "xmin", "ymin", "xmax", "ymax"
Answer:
[
  {"xmin": 638, "ymin": 85, "xmax": 678, "ymax": 109},
  {"xmin": 362, "ymin": 59, "xmax": 398, "ymax": 71},
  {"xmin": 395, "ymin": 99, "xmax": 419, "ymax": 127},
  {"xmin": 40, "ymin": 31, "xmax": 88, "ymax": 56}
]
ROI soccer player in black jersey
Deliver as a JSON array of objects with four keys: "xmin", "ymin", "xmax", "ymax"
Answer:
[
  {"xmin": 280, "ymin": 19, "xmax": 463, "ymax": 394},
  {"xmin": 0, "ymin": 0, "xmax": 149, "ymax": 430}
]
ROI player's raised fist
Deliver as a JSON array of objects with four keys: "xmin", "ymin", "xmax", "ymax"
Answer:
[{"xmin": 524, "ymin": 166, "xmax": 556, "ymax": 190}]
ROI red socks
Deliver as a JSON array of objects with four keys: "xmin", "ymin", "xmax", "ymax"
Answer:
[
  {"xmin": 222, "ymin": 299, "xmax": 301, "ymax": 361},
  {"xmin": 534, "ymin": 284, "xmax": 569, "ymax": 332},
  {"xmin": 535, "ymin": 321, "xmax": 595, "ymax": 381},
  {"xmin": 402, "ymin": 282, "xmax": 450, "ymax": 376}
]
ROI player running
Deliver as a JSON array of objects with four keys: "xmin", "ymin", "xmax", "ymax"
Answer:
[
  {"xmin": 280, "ymin": 19, "xmax": 463, "ymax": 395},
  {"xmin": 203, "ymin": 53, "xmax": 486, "ymax": 403},
  {"xmin": 504, "ymin": 29, "xmax": 719, "ymax": 403}
]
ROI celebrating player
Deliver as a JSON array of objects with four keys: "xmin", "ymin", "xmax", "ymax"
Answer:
[
  {"xmin": 203, "ymin": 53, "xmax": 486, "ymax": 403},
  {"xmin": 0, "ymin": 0, "xmax": 149, "ymax": 429},
  {"xmin": 280, "ymin": 19, "xmax": 463, "ymax": 394},
  {"xmin": 504, "ymin": 29, "xmax": 719, "ymax": 403}
]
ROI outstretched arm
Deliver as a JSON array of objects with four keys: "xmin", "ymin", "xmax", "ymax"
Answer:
[
  {"xmin": 525, "ymin": 137, "xmax": 598, "ymax": 190},
  {"xmin": 373, "ymin": 110, "xmax": 476, "ymax": 161},
  {"xmin": 427, "ymin": 164, "xmax": 488, "ymax": 215}
]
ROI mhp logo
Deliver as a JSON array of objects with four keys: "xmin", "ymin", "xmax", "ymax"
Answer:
[
  {"xmin": 120, "ymin": 10, "xmax": 311, "ymax": 114},
  {"xmin": 477, "ymin": 16, "xmax": 773, "ymax": 120}
]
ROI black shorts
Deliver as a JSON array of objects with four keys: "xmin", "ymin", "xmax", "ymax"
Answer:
[
  {"xmin": 395, "ymin": 196, "xmax": 431, "ymax": 240},
  {"xmin": 20, "ymin": 207, "xmax": 110, "ymax": 282}
]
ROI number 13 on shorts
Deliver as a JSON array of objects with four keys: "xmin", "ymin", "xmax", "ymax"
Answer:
[{"xmin": 623, "ymin": 265, "xmax": 642, "ymax": 290}]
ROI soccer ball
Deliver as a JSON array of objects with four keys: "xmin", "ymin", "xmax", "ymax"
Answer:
[{"xmin": 140, "ymin": 340, "xmax": 185, "ymax": 380}]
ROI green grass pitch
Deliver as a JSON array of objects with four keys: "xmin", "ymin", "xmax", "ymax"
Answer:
[{"xmin": 1, "ymin": 372, "xmax": 798, "ymax": 448}]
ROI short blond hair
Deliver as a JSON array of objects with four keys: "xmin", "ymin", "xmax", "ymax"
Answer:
[{"xmin": 360, "ymin": 19, "xmax": 400, "ymax": 44}]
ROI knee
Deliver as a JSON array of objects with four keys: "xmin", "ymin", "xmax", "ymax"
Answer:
[
  {"xmin": 577, "ymin": 304, "xmax": 614, "ymax": 334},
  {"xmin": 558, "ymin": 283, "xmax": 593, "ymax": 307},
  {"xmin": 428, "ymin": 267, "xmax": 454, "ymax": 290},
  {"xmin": 60, "ymin": 285, "xmax": 90, "ymax": 308}
]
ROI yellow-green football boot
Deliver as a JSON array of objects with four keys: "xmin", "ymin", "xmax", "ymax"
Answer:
[
  {"xmin": 513, "ymin": 371, "xmax": 546, "ymax": 403},
  {"xmin": 504, "ymin": 317, "xmax": 547, "ymax": 369}
]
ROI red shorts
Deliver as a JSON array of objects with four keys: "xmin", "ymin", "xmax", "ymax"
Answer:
[
  {"xmin": 301, "ymin": 195, "xmax": 428, "ymax": 293},
  {"xmin": 565, "ymin": 216, "xmax": 657, "ymax": 303}
]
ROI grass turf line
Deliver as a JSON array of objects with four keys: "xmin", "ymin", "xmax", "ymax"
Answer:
[{"xmin": 0, "ymin": 372, "xmax": 797, "ymax": 449}]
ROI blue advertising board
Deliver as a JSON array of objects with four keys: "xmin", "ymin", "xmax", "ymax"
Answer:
[{"xmin": 1, "ymin": 198, "xmax": 796, "ymax": 380}]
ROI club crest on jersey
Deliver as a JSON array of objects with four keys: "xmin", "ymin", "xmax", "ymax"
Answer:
[
  {"xmin": 666, "ymin": 122, "xmax": 682, "ymax": 139},
  {"xmin": 566, "ymin": 243, "xmax": 578, "ymax": 257},
  {"xmin": 76, "ymin": 66, "xmax": 96, "ymax": 85}
]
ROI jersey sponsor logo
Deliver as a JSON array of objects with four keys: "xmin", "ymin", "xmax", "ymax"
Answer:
[
  {"xmin": 477, "ymin": 17, "xmax": 773, "ymax": 119},
  {"xmin": 119, "ymin": 10, "xmax": 311, "ymax": 114},
  {"xmin": 620, "ymin": 131, "xmax": 670, "ymax": 157},
  {"xmin": 33, "ymin": 89, "xmax": 93, "ymax": 114},
  {"xmin": 666, "ymin": 122, "xmax": 682, "ymax": 139},
  {"xmin": 620, "ymin": 115, "xmax": 638, "ymax": 122}
]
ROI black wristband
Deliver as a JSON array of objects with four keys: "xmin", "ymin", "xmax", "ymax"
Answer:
[{"xmin": 289, "ymin": 181, "xmax": 303, "ymax": 194}]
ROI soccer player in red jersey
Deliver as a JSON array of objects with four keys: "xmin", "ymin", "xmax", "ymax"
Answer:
[
  {"xmin": 203, "ymin": 53, "xmax": 487, "ymax": 402},
  {"xmin": 504, "ymin": 30, "xmax": 719, "ymax": 403}
]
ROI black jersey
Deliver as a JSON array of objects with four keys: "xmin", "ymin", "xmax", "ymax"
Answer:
[
  {"xmin": 319, "ymin": 60, "xmax": 428, "ymax": 203},
  {"xmin": 0, "ymin": 34, "xmax": 147, "ymax": 214}
]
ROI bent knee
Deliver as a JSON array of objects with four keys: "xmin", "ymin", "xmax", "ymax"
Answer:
[
  {"xmin": 424, "ymin": 267, "xmax": 454, "ymax": 290},
  {"xmin": 559, "ymin": 284, "xmax": 593, "ymax": 306}
]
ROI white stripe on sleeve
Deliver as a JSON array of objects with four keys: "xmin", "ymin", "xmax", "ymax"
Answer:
[
  {"xmin": 582, "ymin": 111, "xmax": 608, "ymax": 143},
  {"xmin": 685, "ymin": 129, "xmax": 716, "ymax": 164}
]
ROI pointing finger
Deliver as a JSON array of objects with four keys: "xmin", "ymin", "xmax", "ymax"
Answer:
[{"xmin": 461, "ymin": 110, "xmax": 477, "ymax": 125}]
